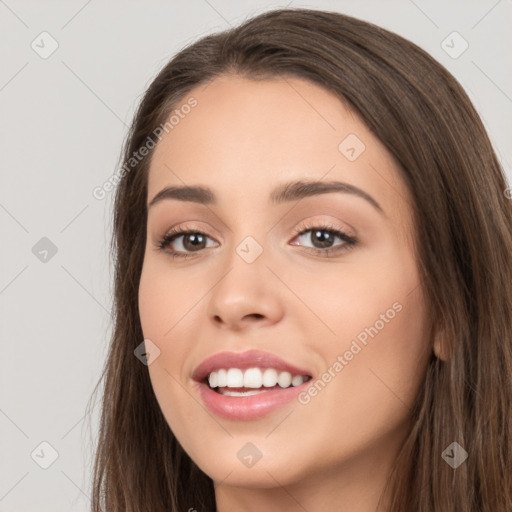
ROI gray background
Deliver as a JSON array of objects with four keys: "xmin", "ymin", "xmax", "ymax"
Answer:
[{"xmin": 1, "ymin": 1, "xmax": 510, "ymax": 510}]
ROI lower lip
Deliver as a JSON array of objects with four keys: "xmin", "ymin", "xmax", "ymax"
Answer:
[{"xmin": 196, "ymin": 381, "xmax": 309, "ymax": 420}]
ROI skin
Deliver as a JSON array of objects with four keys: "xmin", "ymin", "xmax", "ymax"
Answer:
[{"xmin": 138, "ymin": 74, "xmax": 438, "ymax": 512}]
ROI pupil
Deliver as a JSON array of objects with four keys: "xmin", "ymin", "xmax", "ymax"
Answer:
[
  {"xmin": 312, "ymin": 229, "xmax": 333, "ymax": 248},
  {"xmin": 184, "ymin": 233, "xmax": 205, "ymax": 251}
]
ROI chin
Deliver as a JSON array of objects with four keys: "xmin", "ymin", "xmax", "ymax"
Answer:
[{"xmin": 199, "ymin": 456, "xmax": 304, "ymax": 489}]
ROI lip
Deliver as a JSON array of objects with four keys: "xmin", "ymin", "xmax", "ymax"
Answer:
[
  {"xmin": 192, "ymin": 350, "xmax": 313, "ymax": 421},
  {"xmin": 196, "ymin": 379, "xmax": 311, "ymax": 420},
  {"xmin": 192, "ymin": 349, "xmax": 312, "ymax": 383}
]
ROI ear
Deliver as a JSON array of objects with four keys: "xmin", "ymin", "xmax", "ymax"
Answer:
[{"xmin": 433, "ymin": 326, "xmax": 449, "ymax": 361}]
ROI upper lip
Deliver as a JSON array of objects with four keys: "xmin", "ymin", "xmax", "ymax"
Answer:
[{"xmin": 192, "ymin": 350, "xmax": 313, "ymax": 383}]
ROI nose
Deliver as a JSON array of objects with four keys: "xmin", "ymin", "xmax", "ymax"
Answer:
[{"xmin": 206, "ymin": 248, "xmax": 285, "ymax": 332}]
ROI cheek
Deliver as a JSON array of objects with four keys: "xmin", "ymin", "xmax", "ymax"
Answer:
[
  {"xmin": 359, "ymin": 285, "xmax": 431, "ymax": 402},
  {"xmin": 307, "ymin": 265, "xmax": 428, "ymax": 430},
  {"xmin": 295, "ymin": 243, "xmax": 429, "ymax": 423},
  {"xmin": 138, "ymin": 263, "xmax": 191, "ymax": 393},
  {"xmin": 138, "ymin": 264, "xmax": 205, "ymax": 452},
  {"xmin": 290, "ymin": 289, "xmax": 429, "ymax": 473},
  {"xmin": 138, "ymin": 256, "xmax": 207, "ymax": 404},
  {"xmin": 280, "ymin": 240, "xmax": 421, "ymax": 349},
  {"xmin": 138, "ymin": 258, "xmax": 200, "ymax": 340},
  {"xmin": 138, "ymin": 263, "xmax": 198, "ymax": 386}
]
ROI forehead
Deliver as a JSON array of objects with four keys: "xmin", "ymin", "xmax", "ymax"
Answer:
[{"xmin": 147, "ymin": 74, "xmax": 411, "ymax": 221}]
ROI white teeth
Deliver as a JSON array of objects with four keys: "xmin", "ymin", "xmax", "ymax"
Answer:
[
  {"xmin": 244, "ymin": 367, "xmax": 263, "ymax": 388},
  {"xmin": 262, "ymin": 368, "xmax": 278, "ymax": 387},
  {"xmin": 291, "ymin": 374, "xmax": 305, "ymax": 386},
  {"xmin": 217, "ymin": 369, "xmax": 227, "ymax": 387},
  {"xmin": 208, "ymin": 371, "xmax": 218, "ymax": 388},
  {"xmin": 226, "ymin": 368, "xmax": 244, "ymax": 387},
  {"xmin": 277, "ymin": 371, "xmax": 292, "ymax": 388},
  {"xmin": 207, "ymin": 368, "xmax": 308, "ymax": 390}
]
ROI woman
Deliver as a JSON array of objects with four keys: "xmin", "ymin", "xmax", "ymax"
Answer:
[{"xmin": 88, "ymin": 7, "xmax": 512, "ymax": 511}]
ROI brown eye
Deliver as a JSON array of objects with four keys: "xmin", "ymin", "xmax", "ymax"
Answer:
[
  {"xmin": 158, "ymin": 228, "xmax": 218, "ymax": 257},
  {"xmin": 291, "ymin": 224, "xmax": 357, "ymax": 255},
  {"xmin": 179, "ymin": 233, "xmax": 208, "ymax": 251},
  {"xmin": 303, "ymin": 229, "xmax": 338, "ymax": 249}
]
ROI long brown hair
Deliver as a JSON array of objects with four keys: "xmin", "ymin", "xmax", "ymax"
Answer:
[{"xmin": 87, "ymin": 8, "xmax": 512, "ymax": 511}]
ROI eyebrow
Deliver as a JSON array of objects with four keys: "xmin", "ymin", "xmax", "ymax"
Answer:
[{"xmin": 148, "ymin": 179, "xmax": 383, "ymax": 214}]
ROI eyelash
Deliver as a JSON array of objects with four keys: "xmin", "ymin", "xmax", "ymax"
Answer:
[{"xmin": 156, "ymin": 221, "xmax": 358, "ymax": 260}]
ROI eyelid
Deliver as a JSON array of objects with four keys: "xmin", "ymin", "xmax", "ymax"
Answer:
[
  {"xmin": 288, "ymin": 214, "xmax": 357, "ymax": 240},
  {"xmin": 161, "ymin": 221, "xmax": 221, "ymax": 241}
]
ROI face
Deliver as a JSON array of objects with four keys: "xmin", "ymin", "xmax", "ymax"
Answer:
[{"xmin": 138, "ymin": 74, "xmax": 432, "ymax": 499}]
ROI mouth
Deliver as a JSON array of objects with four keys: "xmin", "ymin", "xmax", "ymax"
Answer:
[{"xmin": 192, "ymin": 350, "xmax": 313, "ymax": 420}]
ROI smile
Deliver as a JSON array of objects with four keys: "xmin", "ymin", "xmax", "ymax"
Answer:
[{"xmin": 193, "ymin": 350, "xmax": 313, "ymax": 420}]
